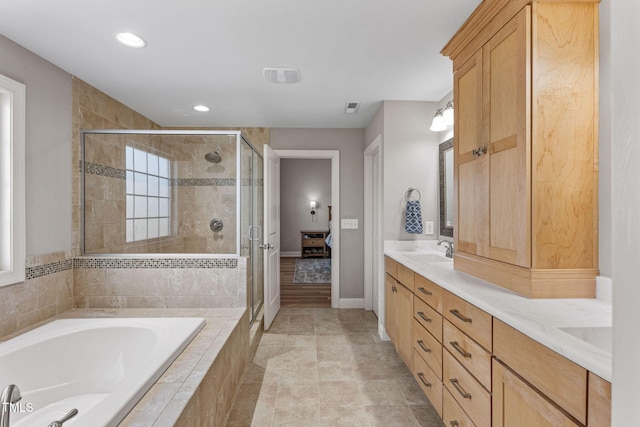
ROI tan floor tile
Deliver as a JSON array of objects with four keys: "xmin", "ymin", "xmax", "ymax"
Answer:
[
  {"xmin": 358, "ymin": 380, "xmax": 406, "ymax": 406},
  {"xmin": 365, "ymin": 404, "xmax": 419, "ymax": 427},
  {"xmin": 318, "ymin": 360, "xmax": 357, "ymax": 382},
  {"xmin": 275, "ymin": 381, "xmax": 319, "ymax": 408},
  {"xmin": 319, "ymin": 380, "xmax": 365, "ymax": 407},
  {"xmin": 273, "ymin": 405, "xmax": 321, "ymax": 427},
  {"xmin": 410, "ymin": 404, "xmax": 445, "ymax": 427},
  {"xmin": 319, "ymin": 405, "xmax": 371, "ymax": 427}
]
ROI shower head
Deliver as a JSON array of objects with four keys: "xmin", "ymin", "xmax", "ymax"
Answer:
[{"xmin": 204, "ymin": 151, "xmax": 222, "ymax": 163}]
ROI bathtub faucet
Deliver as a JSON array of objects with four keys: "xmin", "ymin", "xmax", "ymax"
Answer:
[{"xmin": 0, "ymin": 384, "xmax": 22, "ymax": 427}]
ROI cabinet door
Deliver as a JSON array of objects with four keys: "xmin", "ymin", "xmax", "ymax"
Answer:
[
  {"xmin": 395, "ymin": 283, "xmax": 414, "ymax": 368},
  {"xmin": 493, "ymin": 359, "xmax": 580, "ymax": 427},
  {"xmin": 482, "ymin": 7, "xmax": 531, "ymax": 267},
  {"xmin": 385, "ymin": 274, "xmax": 397, "ymax": 343},
  {"xmin": 454, "ymin": 49, "xmax": 485, "ymax": 257}
]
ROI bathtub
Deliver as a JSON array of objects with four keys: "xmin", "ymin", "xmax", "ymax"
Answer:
[{"xmin": 0, "ymin": 317, "xmax": 205, "ymax": 427}]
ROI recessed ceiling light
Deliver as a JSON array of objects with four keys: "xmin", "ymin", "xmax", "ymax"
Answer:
[
  {"xmin": 263, "ymin": 67, "xmax": 301, "ymax": 84},
  {"xmin": 116, "ymin": 32, "xmax": 147, "ymax": 48},
  {"xmin": 193, "ymin": 105, "xmax": 210, "ymax": 112}
]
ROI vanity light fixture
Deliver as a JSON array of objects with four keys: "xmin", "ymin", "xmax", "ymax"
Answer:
[
  {"xmin": 116, "ymin": 32, "xmax": 147, "ymax": 48},
  {"xmin": 309, "ymin": 200, "xmax": 317, "ymax": 215},
  {"xmin": 442, "ymin": 100, "xmax": 454, "ymax": 126},
  {"xmin": 430, "ymin": 108, "xmax": 447, "ymax": 132},
  {"xmin": 193, "ymin": 105, "xmax": 210, "ymax": 112}
]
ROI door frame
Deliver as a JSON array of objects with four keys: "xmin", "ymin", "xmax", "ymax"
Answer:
[
  {"xmin": 274, "ymin": 149, "xmax": 340, "ymax": 308},
  {"xmin": 364, "ymin": 135, "xmax": 384, "ymax": 323}
]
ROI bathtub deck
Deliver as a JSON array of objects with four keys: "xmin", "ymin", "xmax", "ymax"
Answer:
[{"xmin": 1, "ymin": 307, "xmax": 249, "ymax": 427}]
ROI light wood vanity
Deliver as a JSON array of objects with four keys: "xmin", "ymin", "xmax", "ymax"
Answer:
[
  {"xmin": 442, "ymin": 0, "xmax": 600, "ymax": 298},
  {"xmin": 384, "ymin": 255, "xmax": 612, "ymax": 427}
]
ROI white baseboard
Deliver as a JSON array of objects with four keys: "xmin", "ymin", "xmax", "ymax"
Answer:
[
  {"xmin": 596, "ymin": 276, "xmax": 612, "ymax": 303},
  {"xmin": 378, "ymin": 323, "xmax": 391, "ymax": 341},
  {"xmin": 281, "ymin": 251, "xmax": 301, "ymax": 258},
  {"xmin": 339, "ymin": 298, "xmax": 365, "ymax": 309}
]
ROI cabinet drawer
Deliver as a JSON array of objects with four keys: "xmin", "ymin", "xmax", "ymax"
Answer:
[
  {"xmin": 443, "ymin": 387, "xmax": 476, "ymax": 427},
  {"xmin": 413, "ymin": 348, "xmax": 443, "ymax": 418},
  {"xmin": 397, "ymin": 263, "xmax": 415, "ymax": 291},
  {"xmin": 493, "ymin": 319, "xmax": 587, "ymax": 425},
  {"xmin": 443, "ymin": 351, "xmax": 490, "ymax": 427},
  {"xmin": 588, "ymin": 372, "xmax": 611, "ymax": 427},
  {"xmin": 413, "ymin": 319, "xmax": 442, "ymax": 380},
  {"xmin": 443, "ymin": 291, "xmax": 492, "ymax": 351},
  {"xmin": 303, "ymin": 238, "xmax": 324, "ymax": 247},
  {"xmin": 443, "ymin": 319, "xmax": 491, "ymax": 390},
  {"xmin": 415, "ymin": 274, "xmax": 443, "ymax": 312},
  {"xmin": 414, "ymin": 297, "xmax": 443, "ymax": 343},
  {"xmin": 385, "ymin": 256, "xmax": 398, "ymax": 279}
]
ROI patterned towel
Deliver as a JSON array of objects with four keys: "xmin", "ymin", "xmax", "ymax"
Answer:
[{"xmin": 405, "ymin": 200, "xmax": 423, "ymax": 234}]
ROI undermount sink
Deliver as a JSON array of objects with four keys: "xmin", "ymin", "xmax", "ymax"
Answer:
[
  {"xmin": 404, "ymin": 253, "xmax": 452, "ymax": 263},
  {"xmin": 559, "ymin": 326, "xmax": 612, "ymax": 353}
]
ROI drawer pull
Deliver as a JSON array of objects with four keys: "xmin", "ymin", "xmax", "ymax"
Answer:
[
  {"xmin": 450, "ymin": 309, "xmax": 472, "ymax": 323},
  {"xmin": 417, "ymin": 340, "xmax": 431, "ymax": 353},
  {"xmin": 450, "ymin": 378, "xmax": 472, "ymax": 399},
  {"xmin": 417, "ymin": 287, "xmax": 433, "ymax": 296},
  {"xmin": 417, "ymin": 372, "xmax": 432, "ymax": 388},
  {"xmin": 417, "ymin": 312, "xmax": 432, "ymax": 323},
  {"xmin": 450, "ymin": 422, "xmax": 459, "ymax": 427},
  {"xmin": 449, "ymin": 341, "xmax": 472, "ymax": 358}
]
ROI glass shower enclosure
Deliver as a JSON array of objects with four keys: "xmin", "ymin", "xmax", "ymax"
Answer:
[{"xmin": 80, "ymin": 130, "xmax": 264, "ymax": 324}]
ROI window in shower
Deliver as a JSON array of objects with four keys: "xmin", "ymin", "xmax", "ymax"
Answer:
[{"xmin": 125, "ymin": 146, "xmax": 171, "ymax": 242}]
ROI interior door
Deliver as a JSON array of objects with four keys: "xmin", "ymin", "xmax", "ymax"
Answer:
[
  {"xmin": 263, "ymin": 145, "xmax": 281, "ymax": 330},
  {"xmin": 372, "ymin": 149, "xmax": 380, "ymax": 316}
]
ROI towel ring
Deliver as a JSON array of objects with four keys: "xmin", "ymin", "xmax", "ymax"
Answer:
[{"xmin": 405, "ymin": 187, "xmax": 421, "ymax": 201}]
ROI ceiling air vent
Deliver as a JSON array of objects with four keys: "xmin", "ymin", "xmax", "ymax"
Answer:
[
  {"xmin": 263, "ymin": 67, "xmax": 301, "ymax": 84},
  {"xmin": 344, "ymin": 101, "xmax": 360, "ymax": 114}
]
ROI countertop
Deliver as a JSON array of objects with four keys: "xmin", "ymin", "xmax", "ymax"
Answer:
[{"xmin": 384, "ymin": 241, "xmax": 612, "ymax": 382}]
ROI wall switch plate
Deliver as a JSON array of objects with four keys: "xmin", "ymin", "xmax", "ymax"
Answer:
[
  {"xmin": 424, "ymin": 221, "xmax": 435, "ymax": 235},
  {"xmin": 341, "ymin": 219, "xmax": 359, "ymax": 229}
]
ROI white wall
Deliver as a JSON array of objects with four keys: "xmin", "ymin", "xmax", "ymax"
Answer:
[
  {"xmin": 270, "ymin": 128, "xmax": 365, "ymax": 299},
  {"xmin": 378, "ymin": 101, "xmax": 441, "ymax": 241},
  {"xmin": 280, "ymin": 159, "xmax": 331, "ymax": 253},
  {"xmin": 610, "ymin": 0, "xmax": 640, "ymax": 423},
  {"xmin": 0, "ymin": 34, "xmax": 72, "ymax": 256}
]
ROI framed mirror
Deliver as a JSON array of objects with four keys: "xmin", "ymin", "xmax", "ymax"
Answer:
[{"xmin": 439, "ymin": 138, "xmax": 454, "ymax": 237}]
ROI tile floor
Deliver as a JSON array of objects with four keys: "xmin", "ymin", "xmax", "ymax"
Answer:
[{"xmin": 225, "ymin": 308, "xmax": 444, "ymax": 426}]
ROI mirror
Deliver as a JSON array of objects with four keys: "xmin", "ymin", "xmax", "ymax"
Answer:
[{"xmin": 439, "ymin": 138, "xmax": 454, "ymax": 237}]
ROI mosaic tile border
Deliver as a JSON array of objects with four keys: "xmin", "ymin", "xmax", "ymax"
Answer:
[
  {"xmin": 83, "ymin": 162, "xmax": 236, "ymax": 186},
  {"xmin": 73, "ymin": 257, "xmax": 239, "ymax": 270},
  {"xmin": 26, "ymin": 259, "xmax": 73, "ymax": 280}
]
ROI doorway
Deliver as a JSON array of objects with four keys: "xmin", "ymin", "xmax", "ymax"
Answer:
[{"xmin": 279, "ymin": 158, "xmax": 332, "ymax": 307}]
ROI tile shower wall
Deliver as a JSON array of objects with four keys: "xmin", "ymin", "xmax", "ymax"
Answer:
[
  {"xmin": 74, "ymin": 257, "xmax": 247, "ymax": 309},
  {"xmin": 71, "ymin": 78, "xmax": 269, "ymax": 311}
]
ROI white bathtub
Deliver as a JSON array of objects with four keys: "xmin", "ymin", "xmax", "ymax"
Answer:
[{"xmin": 0, "ymin": 317, "xmax": 205, "ymax": 427}]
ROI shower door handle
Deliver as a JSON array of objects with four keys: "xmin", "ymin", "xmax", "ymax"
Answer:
[{"xmin": 249, "ymin": 225, "xmax": 262, "ymax": 241}]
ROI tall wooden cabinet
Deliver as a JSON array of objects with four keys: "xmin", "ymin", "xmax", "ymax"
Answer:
[{"xmin": 442, "ymin": 0, "xmax": 600, "ymax": 298}]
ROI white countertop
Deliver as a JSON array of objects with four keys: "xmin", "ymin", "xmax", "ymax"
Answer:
[{"xmin": 384, "ymin": 240, "xmax": 612, "ymax": 382}]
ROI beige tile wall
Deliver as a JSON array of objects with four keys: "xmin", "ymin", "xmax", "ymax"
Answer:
[{"xmin": 0, "ymin": 252, "xmax": 74, "ymax": 338}]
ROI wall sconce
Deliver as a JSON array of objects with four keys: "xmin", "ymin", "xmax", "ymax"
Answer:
[
  {"xmin": 430, "ymin": 100, "xmax": 454, "ymax": 132},
  {"xmin": 309, "ymin": 200, "xmax": 317, "ymax": 215}
]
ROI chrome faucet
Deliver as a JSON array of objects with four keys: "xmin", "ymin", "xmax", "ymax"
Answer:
[
  {"xmin": 1, "ymin": 384, "xmax": 22, "ymax": 427},
  {"xmin": 437, "ymin": 240, "xmax": 454, "ymax": 258}
]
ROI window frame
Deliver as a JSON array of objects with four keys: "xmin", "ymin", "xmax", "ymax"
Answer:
[{"xmin": 0, "ymin": 73, "xmax": 26, "ymax": 287}]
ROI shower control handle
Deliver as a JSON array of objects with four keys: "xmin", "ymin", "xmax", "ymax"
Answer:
[
  {"xmin": 259, "ymin": 243, "xmax": 274, "ymax": 250},
  {"xmin": 210, "ymin": 219, "xmax": 224, "ymax": 232}
]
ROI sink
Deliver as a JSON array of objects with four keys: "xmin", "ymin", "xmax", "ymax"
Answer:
[
  {"xmin": 559, "ymin": 326, "xmax": 612, "ymax": 353},
  {"xmin": 404, "ymin": 253, "xmax": 452, "ymax": 263}
]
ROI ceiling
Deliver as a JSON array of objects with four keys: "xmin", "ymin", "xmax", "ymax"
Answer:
[{"xmin": 0, "ymin": 0, "xmax": 480, "ymax": 128}]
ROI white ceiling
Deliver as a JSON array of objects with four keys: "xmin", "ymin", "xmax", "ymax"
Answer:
[{"xmin": 0, "ymin": 0, "xmax": 480, "ymax": 128}]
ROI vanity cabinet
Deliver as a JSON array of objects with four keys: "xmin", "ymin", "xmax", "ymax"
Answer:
[
  {"xmin": 442, "ymin": 0, "xmax": 600, "ymax": 299},
  {"xmin": 384, "ymin": 257, "xmax": 414, "ymax": 368}
]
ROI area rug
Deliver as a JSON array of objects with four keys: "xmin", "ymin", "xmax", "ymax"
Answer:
[{"xmin": 293, "ymin": 258, "xmax": 331, "ymax": 284}]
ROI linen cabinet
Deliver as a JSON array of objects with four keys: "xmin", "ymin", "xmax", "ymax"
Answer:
[{"xmin": 442, "ymin": 0, "xmax": 600, "ymax": 298}]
